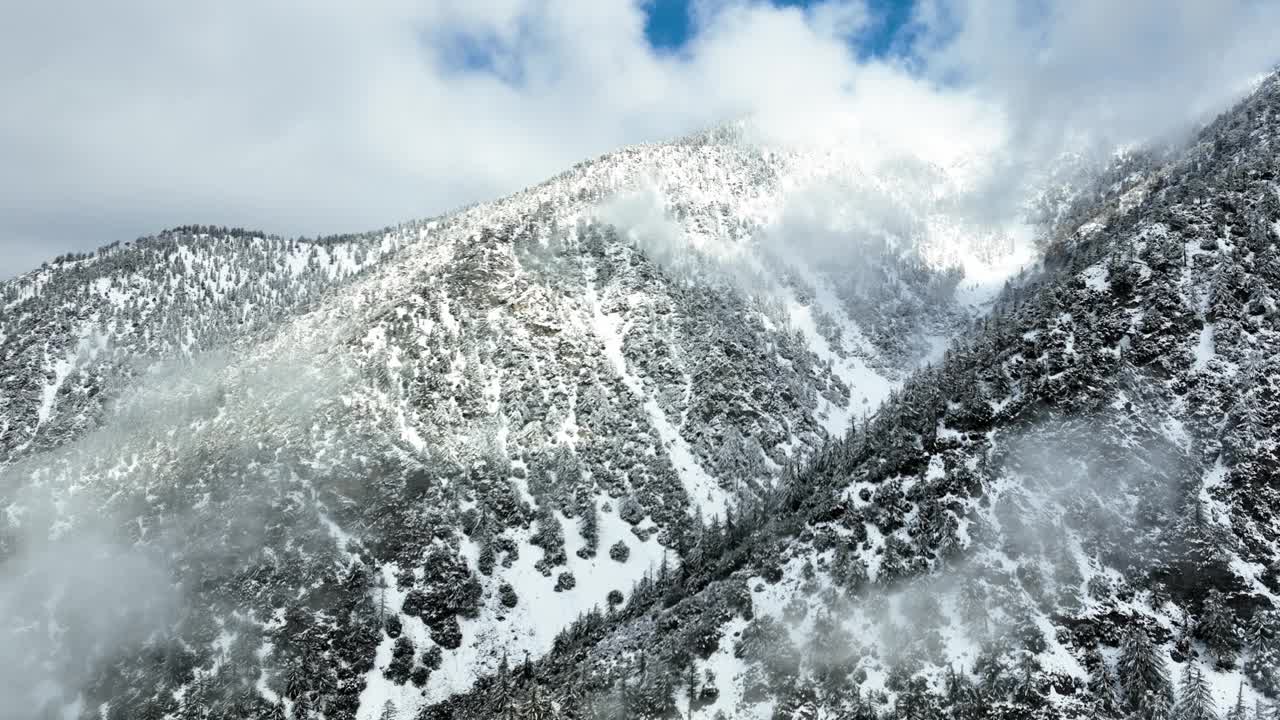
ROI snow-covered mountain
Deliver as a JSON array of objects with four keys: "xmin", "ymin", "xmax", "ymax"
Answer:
[
  {"xmin": 6, "ymin": 73, "xmax": 1271, "ymax": 720},
  {"xmin": 0, "ymin": 119, "xmax": 1036, "ymax": 720},
  {"xmin": 430, "ymin": 76, "xmax": 1280, "ymax": 720}
]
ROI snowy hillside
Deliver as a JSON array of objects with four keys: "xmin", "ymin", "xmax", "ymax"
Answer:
[
  {"xmin": 428, "ymin": 73, "xmax": 1280, "ymax": 720},
  {"xmin": 1, "ymin": 109, "xmax": 1133, "ymax": 720}
]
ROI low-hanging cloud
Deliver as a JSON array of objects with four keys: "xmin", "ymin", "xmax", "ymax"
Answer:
[
  {"xmin": 0, "ymin": 338, "xmax": 357, "ymax": 717},
  {"xmin": 907, "ymin": 0, "xmax": 1280, "ymax": 218},
  {"xmin": 2, "ymin": 0, "xmax": 1277, "ymax": 278}
]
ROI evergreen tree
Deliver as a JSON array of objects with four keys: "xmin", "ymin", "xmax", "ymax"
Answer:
[
  {"xmin": 684, "ymin": 662, "xmax": 700, "ymax": 719},
  {"xmin": 558, "ymin": 670, "xmax": 589, "ymax": 719},
  {"xmin": 1174, "ymin": 664, "xmax": 1217, "ymax": 720},
  {"xmin": 1085, "ymin": 645, "xmax": 1122, "ymax": 717},
  {"xmin": 519, "ymin": 683, "xmax": 559, "ymax": 720},
  {"xmin": 1199, "ymin": 590, "xmax": 1240, "ymax": 668},
  {"xmin": 385, "ymin": 635, "xmax": 414, "ymax": 684},
  {"xmin": 1119, "ymin": 626, "xmax": 1173, "ymax": 720},
  {"xmin": 492, "ymin": 653, "xmax": 518, "ymax": 720},
  {"xmin": 1245, "ymin": 609, "xmax": 1280, "ymax": 696},
  {"xmin": 1225, "ymin": 684, "xmax": 1248, "ymax": 720},
  {"xmin": 576, "ymin": 500, "xmax": 600, "ymax": 559},
  {"xmin": 775, "ymin": 681, "xmax": 820, "ymax": 720}
]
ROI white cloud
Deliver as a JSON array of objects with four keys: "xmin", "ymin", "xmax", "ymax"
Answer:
[
  {"xmin": 0, "ymin": 0, "xmax": 1275, "ymax": 277},
  {"xmin": 911, "ymin": 0, "xmax": 1280, "ymax": 150}
]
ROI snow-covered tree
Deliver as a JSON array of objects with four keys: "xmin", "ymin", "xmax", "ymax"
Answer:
[
  {"xmin": 1174, "ymin": 664, "xmax": 1217, "ymax": 720},
  {"xmin": 1119, "ymin": 626, "xmax": 1173, "ymax": 720},
  {"xmin": 1198, "ymin": 590, "xmax": 1240, "ymax": 668},
  {"xmin": 1245, "ymin": 609, "xmax": 1280, "ymax": 696}
]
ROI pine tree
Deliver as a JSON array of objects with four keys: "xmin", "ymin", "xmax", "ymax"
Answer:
[
  {"xmin": 1085, "ymin": 646, "xmax": 1122, "ymax": 717},
  {"xmin": 1174, "ymin": 664, "xmax": 1217, "ymax": 720},
  {"xmin": 519, "ymin": 683, "xmax": 559, "ymax": 720},
  {"xmin": 1225, "ymin": 684, "xmax": 1248, "ymax": 720},
  {"xmin": 777, "ymin": 687, "xmax": 819, "ymax": 719},
  {"xmin": 576, "ymin": 500, "xmax": 600, "ymax": 559},
  {"xmin": 492, "ymin": 653, "xmax": 518, "ymax": 720},
  {"xmin": 684, "ymin": 662, "xmax": 700, "ymax": 719},
  {"xmin": 385, "ymin": 635, "xmax": 415, "ymax": 684},
  {"xmin": 946, "ymin": 665, "xmax": 982, "ymax": 720},
  {"xmin": 1245, "ymin": 609, "xmax": 1280, "ymax": 696},
  {"xmin": 1119, "ymin": 625, "xmax": 1173, "ymax": 720},
  {"xmin": 1199, "ymin": 590, "xmax": 1240, "ymax": 668}
]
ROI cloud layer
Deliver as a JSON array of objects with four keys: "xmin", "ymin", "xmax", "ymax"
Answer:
[{"xmin": 1, "ymin": 0, "xmax": 1276, "ymax": 277}]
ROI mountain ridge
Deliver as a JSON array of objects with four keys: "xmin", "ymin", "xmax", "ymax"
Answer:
[{"xmin": 5, "ymin": 78, "xmax": 1276, "ymax": 720}]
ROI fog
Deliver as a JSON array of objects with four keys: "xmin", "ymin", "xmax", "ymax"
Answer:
[
  {"xmin": 0, "ymin": 337, "xmax": 355, "ymax": 717},
  {"xmin": 0, "ymin": 514, "xmax": 178, "ymax": 720}
]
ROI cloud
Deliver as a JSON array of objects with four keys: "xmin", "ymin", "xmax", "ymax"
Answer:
[
  {"xmin": 0, "ymin": 338, "xmax": 353, "ymax": 714},
  {"xmin": 911, "ymin": 0, "xmax": 1280, "ymax": 151},
  {"xmin": 1, "ymin": 0, "xmax": 1276, "ymax": 278}
]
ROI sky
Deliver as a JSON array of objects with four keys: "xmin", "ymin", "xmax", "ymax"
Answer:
[{"xmin": 1, "ymin": 0, "xmax": 1278, "ymax": 278}]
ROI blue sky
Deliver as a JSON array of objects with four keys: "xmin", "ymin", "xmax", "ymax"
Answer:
[
  {"xmin": 432, "ymin": 0, "xmax": 921, "ymax": 80},
  {"xmin": 644, "ymin": 0, "xmax": 917, "ymax": 58}
]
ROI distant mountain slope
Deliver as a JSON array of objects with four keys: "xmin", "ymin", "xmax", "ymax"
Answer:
[{"xmin": 0, "ymin": 226, "xmax": 404, "ymax": 461}]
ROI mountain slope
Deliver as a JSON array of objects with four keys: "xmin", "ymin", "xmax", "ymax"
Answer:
[
  {"xmin": 0, "ymin": 118, "xmax": 1063, "ymax": 720},
  {"xmin": 427, "ymin": 74, "xmax": 1280, "ymax": 720}
]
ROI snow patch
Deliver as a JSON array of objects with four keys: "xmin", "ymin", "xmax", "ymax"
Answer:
[
  {"xmin": 1192, "ymin": 322, "xmax": 1215, "ymax": 372},
  {"xmin": 588, "ymin": 280, "xmax": 729, "ymax": 516}
]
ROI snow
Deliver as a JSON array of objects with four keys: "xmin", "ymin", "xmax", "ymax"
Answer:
[
  {"xmin": 382, "ymin": 498, "xmax": 667, "ymax": 716},
  {"xmin": 782, "ymin": 277, "xmax": 894, "ymax": 436},
  {"xmin": 951, "ymin": 222, "xmax": 1036, "ymax": 311},
  {"xmin": 936, "ymin": 419, "xmax": 965, "ymax": 442},
  {"xmin": 925, "ymin": 454, "xmax": 946, "ymax": 481},
  {"xmin": 861, "ymin": 523, "xmax": 886, "ymax": 581},
  {"xmin": 552, "ymin": 395, "xmax": 580, "ymax": 449},
  {"xmin": 1117, "ymin": 183, "xmax": 1148, "ymax": 214},
  {"xmin": 1082, "ymin": 263, "xmax": 1109, "ymax": 291},
  {"xmin": 933, "ymin": 592, "xmax": 983, "ymax": 678},
  {"xmin": 587, "ymin": 283, "xmax": 642, "ymax": 396},
  {"xmin": 1034, "ymin": 613, "xmax": 1088, "ymax": 679},
  {"xmin": 5, "ymin": 105, "xmax": 1186, "ymax": 720},
  {"xmin": 588, "ymin": 279, "xmax": 730, "ymax": 517},
  {"xmin": 439, "ymin": 295, "xmax": 460, "ymax": 335},
  {"xmin": 1176, "ymin": 658, "xmax": 1264, "ymax": 716},
  {"xmin": 1200, "ymin": 457, "xmax": 1233, "ymax": 529},
  {"xmin": 1230, "ymin": 555, "xmax": 1280, "ymax": 605},
  {"xmin": 255, "ymin": 639, "xmax": 283, "ymax": 707},
  {"xmin": 1192, "ymin": 322, "xmax": 1216, "ymax": 372},
  {"xmin": 1160, "ymin": 416, "xmax": 1192, "ymax": 452},
  {"xmin": 36, "ymin": 353, "xmax": 74, "ymax": 424},
  {"xmin": 644, "ymin": 397, "xmax": 729, "ymax": 518},
  {"xmin": 679, "ymin": 616, "xmax": 772, "ymax": 719},
  {"xmin": 356, "ymin": 563, "xmax": 423, "ymax": 720},
  {"xmin": 316, "ymin": 511, "xmax": 360, "ymax": 562}
]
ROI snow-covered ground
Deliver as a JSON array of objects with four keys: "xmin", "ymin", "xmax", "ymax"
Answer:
[{"xmin": 359, "ymin": 495, "xmax": 667, "ymax": 719}]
